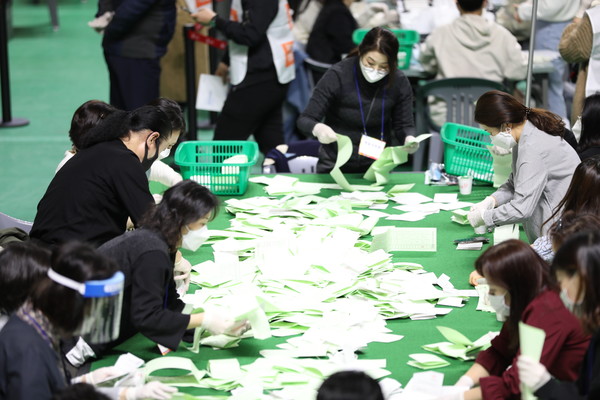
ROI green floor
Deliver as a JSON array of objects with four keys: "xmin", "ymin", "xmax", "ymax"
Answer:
[{"xmin": 0, "ymin": 0, "xmax": 215, "ymax": 221}]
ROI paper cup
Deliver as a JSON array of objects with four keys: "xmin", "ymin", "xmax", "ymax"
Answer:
[{"xmin": 458, "ymin": 175, "xmax": 473, "ymax": 195}]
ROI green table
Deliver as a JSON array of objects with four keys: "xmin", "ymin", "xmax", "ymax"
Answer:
[{"xmin": 96, "ymin": 172, "xmax": 518, "ymax": 396}]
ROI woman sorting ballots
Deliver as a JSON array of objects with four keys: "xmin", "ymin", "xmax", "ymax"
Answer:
[
  {"xmin": 517, "ymin": 230, "xmax": 600, "ymax": 399},
  {"xmin": 467, "ymin": 91, "xmax": 580, "ymax": 242},
  {"xmin": 56, "ymin": 98, "xmax": 184, "ymax": 189},
  {"xmin": 449, "ymin": 240, "xmax": 589, "ymax": 400},
  {"xmin": 0, "ymin": 242, "xmax": 175, "ymax": 400},
  {"xmin": 30, "ymin": 106, "xmax": 180, "ymax": 248},
  {"xmin": 296, "ymin": 27, "xmax": 419, "ymax": 173},
  {"xmin": 89, "ymin": 180, "xmax": 248, "ymax": 357}
]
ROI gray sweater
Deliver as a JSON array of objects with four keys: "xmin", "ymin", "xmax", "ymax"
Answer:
[
  {"xmin": 483, "ymin": 121, "xmax": 580, "ymax": 242},
  {"xmin": 297, "ymin": 56, "xmax": 415, "ymax": 173}
]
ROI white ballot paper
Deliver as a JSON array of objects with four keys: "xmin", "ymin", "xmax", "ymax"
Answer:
[{"xmin": 196, "ymin": 74, "xmax": 228, "ymax": 112}]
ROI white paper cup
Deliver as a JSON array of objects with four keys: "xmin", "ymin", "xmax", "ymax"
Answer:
[{"xmin": 458, "ymin": 175, "xmax": 473, "ymax": 195}]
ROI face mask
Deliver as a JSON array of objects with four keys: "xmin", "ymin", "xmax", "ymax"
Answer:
[
  {"xmin": 141, "ymin": 136, "xmax": 160, "ymax": 172},
  {"xmin": 488, "ymin": 293, "xmax": 510, "ymax": 322},
  {"xmin": 560, "ymin": 288, "xmax": 583, "ymax": 317},
  {"xmin": 158, "ymin": 148, "xmax": 170, "ymax": 160},
  {"xmin": 490, "ymin": 130, "xmax": 517, "ymax": 151},
  {"xmin": 181, "ymin": 225, "xmax": 209, "ymax": 252},
  {"xmin": 359, "ymin": 61, "xmax": 388, "ymax": 83},
  {"xmin": 572, "ymin": 116, "xmax": 582, "ymax": 141}
]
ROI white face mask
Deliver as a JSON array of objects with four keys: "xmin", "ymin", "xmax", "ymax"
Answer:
[
  {"xmin": 488, "ymin": 293, "xmax": 510, "ymax": 322},
  {"xmin": 360, "ymin": 61, "xmax": 388, "ymax": 83},
  {"xmin": 158, "ymin": 148, "xmax": 170, "ymax": 160},
  {"xmin": 181, "ymin": 225, "xmax": 209, "ymax": 252},
  {"xmin": 490, "ymin": 130, "xmax": 517, "ymax": 150}
]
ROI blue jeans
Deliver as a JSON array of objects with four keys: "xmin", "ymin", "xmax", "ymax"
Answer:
[{"xmin": 534, "ymin": 20, "xmax": 570, "ymax": 120}]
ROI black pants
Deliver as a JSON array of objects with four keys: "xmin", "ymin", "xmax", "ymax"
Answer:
[
  {"xmin": 214, "ymin": 77, "xmax": 289, "ymax": 154},
  {"xmin": 104, "ymin": 53, "xmax": 160, "ymax": 111}
]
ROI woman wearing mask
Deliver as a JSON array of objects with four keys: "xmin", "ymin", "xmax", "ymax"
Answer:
[
  {"xmin": 518, "ymin": 230, "xmax": 600, "ymax": 399},
  {"xmin": 31, "ymin": 106, "xmax": 180, "ymax": 248},
  {"xmin": 90, "ymin": 180, "xmax": 247, "ymax": 357},
  {"xmin": 467, "ymin": 90, "xmax": 580, "ymax": 242},
  {"xmin": 453, "ymin": 240, "xmax": 588, "ymax": 400},
  {"xmin": 297, "ymin": 27, "xmax": 418, "ymax": 173}
]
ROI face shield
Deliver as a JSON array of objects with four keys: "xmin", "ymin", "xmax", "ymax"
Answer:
[{"xmin": 47, "ymin": 268, "xmax": 124, "ymax": 344}]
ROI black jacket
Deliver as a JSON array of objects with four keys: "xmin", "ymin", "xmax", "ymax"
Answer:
[
  {"xmin": 297, "ymin": 56, "xmax": 415, "ymax": 173},
  {"xmin": 30, "ymin": 140, "xmax": 154, "ymax": 248},
  {"xmin": 306, "ymin": 0, "xmax": 357, "ymax": 64},
  {"xmin": 103, "ymin": 0, "xmax": 176, "ymax": 59}
]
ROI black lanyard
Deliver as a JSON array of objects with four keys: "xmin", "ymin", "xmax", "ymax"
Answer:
[{"xmin": 354, "ymin": 63, "xmax": 386, "ymax": 141}]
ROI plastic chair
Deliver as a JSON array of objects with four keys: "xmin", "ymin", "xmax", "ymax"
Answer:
[
  {"xmin": 0, "ymin": 211, "xmax": 33, "ymax": 233},
  {"xmin": 412, "ymin": 77, "xmax": 506, "ymax": 170},
  {"xmin": 263, "ymin": 140, "xmax": 321, "ymax": 174},
  {"xmin": 304, "ymin": 57, "xmax": 333, "ymax": 90}
]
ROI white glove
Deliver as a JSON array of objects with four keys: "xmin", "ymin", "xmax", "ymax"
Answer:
[
  {"xmin": 467, "ymin": 208, "xmax": 486, "ymax": 228},
  {"xmin": 517, "ymin": 355, "xmax": 551, "ymax": 391},
  {"xmin": 72, "ymin": 366, "xmax": 119, "ymax": 385},
  {"xmin": 124, "ymin": 381, "xmax": 177, "ymax": 400},
  {"xmin": 489, "ymin": 145, "xmax": 512, "ymax": 156},
  {"xmin": 148, "ymin": 160, "xmax": 183, "ymax": 187},
  {"xmin": 65, "ymin": 336, "xmax": 96, "ymax": 367},
  {"xmin": 312, "ymin": 123, "xmax": 338, "ymax": 144},
  {"xmin": 455, "ymin": 375, "xmax": 474, "ymax": 389},
  {"xmin": 470, "ymin": 196, "xmax": 496, "ymax": 213},
  {"xmin": 404, "ymin": 135, "xmax": 420, "ymax": 154},
  {"xmin": 201, "ymin": 306, "xmax": 249, "ymax": 336},
  {"xmin": 173, "ymin": 257, "xmax": 192, "ymax": 287}
]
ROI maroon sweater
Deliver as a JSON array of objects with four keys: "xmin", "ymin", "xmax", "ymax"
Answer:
[{"xmin": 476, "ymin": 290, "xmax": 590, "ymax": 400}]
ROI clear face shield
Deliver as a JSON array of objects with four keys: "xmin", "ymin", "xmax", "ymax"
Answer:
[{"xmin": 47, "ymin": 268, "xmax": 124, "ymax": 344}]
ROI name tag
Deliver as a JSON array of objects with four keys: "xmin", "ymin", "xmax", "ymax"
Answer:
[{"xmin": 358, "ymin": 135, "xmax": 386, "ymax": 160}]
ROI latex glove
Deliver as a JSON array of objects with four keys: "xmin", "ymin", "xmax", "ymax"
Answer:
[
  {"xmin": 65, "ymin": 336, "xmax": 96, "ymax": 367},
  {"xmin": 404, "ymin": 135, "xmax": 420, "ymax": 154},
  {"xmin": 201, "ymin": 306, "xmax": 243, "ymax": 336},
  {"xmin": 469, "ymin": 270, "xmax": 484, "ymax": 286},
  {"xmin": 72, "ymin": 366, "xmax": 119, "ymax": 385},
  {"xmin": 455, "ymin": 375, "xmax": 474, "ymax": 389},
  {"xmin": 467, "ymin": 208, "xmax": 485, "ymax": 228},
  {"xmin": 173, "ymin": 257, "xmax": 192, "ymax": 288},
  {"xmin": 517, "ymin": 355, "xmax": 551, "ymax": 391},
  {"xmin": 312, "ymin": 123, "xmax": 338, "ymax": 144},
  {"xmin": 470, "ymin": 196, "xmax": 496, "ymax": 213},
  {"xmin": 124, "ymin": 381, "xmax": 177, "ymax": 400}
]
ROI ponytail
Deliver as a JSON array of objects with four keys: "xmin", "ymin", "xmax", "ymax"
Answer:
[
  {"xmin": 527, "ymin": 107, "xmax": 565, "ymax": 138},
  {"xmin": 79, "ymin": 110, "xmax": 129, "ymax": 149}
]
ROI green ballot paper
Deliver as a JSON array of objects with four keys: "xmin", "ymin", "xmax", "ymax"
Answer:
[
  {"xmin": 519, "ymin": 322, "xmax": 546, "ymax": 400},
  {"xmin": 407, "ymin": 353, "xmax": 450, "ymax": 370}
]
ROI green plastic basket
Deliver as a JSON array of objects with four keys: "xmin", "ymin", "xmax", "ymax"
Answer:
[
  {"xmin": 174, "ymin": 141, "xmax": 259, "ymax": 195},
  {"xmin": 440, "ymin": 123, "xmax": 494, "ymax": 183},
  {"xmin": 352, "ymin": 29, "xmax": 419, "ymax": 70}
]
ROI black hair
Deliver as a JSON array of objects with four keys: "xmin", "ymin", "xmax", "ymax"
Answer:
[
  {"xmin": 79, "ymin": 106, "xmax": 173, "ymax": 150},
  {"xmin": 69, "ymin": 100, "xmax": 118, "ymax": 151},
  {"xmin": 348, "ymin": 27, "xmax": 399, "ymax": 88},
  {"xmin": 457, "ymin": 0, "xmax": 485, "ymax": 12},
  {"xmin": 139, "ymin": 180, "xmax": 219, "ymax": 252},
  {"xmin": 475, "ymin": 90, "xmax": 565, "ymax": 137},
  {"xmin": 552, "ymin": 230, "xmax": 600, "ymax": 334},
  {"xmin": 51, "ymin": 383, "xmax": 111, "ymax": 400},
  {"xmin": 317, "ymin": 371, "xmax": 384, "ymax": 400},
  {"xmin": 30, "ymin": 242, "xmax": 118, "ymax": 334},
  {"xmin": 147, "ymin": 97, "xmax": 186, "ymax": 137},
  {"xmin": 0, "ymin": 241, "xmax": 50, "ymax": 314},
  {"xmin": 579, "ymin": 94, "xmax": 600, "ymax": 154}
]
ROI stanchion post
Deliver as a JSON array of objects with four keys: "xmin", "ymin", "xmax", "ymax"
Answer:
[
  {"xmin": 183, "ymin": 23, "xmax": 197, "ymax": 140},
  {"xmin": 0, "ymin": 0, "xmax": 28, "ymax": 128}
]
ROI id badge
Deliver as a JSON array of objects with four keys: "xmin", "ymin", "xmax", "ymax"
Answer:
[{"xmin": 358, "ymin": 135, "xmax": 386, "ymax": 160}]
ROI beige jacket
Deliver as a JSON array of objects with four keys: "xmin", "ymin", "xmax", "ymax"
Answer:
[
  {"xmin": 420, "ymin": 14, "xmax": 526, "ymax": 82},
  {"xmin": 559, "ymin": 14, "xmax": 593, "ymax": 124}
]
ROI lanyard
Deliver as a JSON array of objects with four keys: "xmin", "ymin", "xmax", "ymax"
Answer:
[{"xmin": 354, "ymin": 63, "xmax": 386, "ymax": 141}]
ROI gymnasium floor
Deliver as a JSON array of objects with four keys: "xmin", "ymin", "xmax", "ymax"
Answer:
[{"xmin": 0, "ymin": 0, "xmax": 214, "ymax": 221}]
